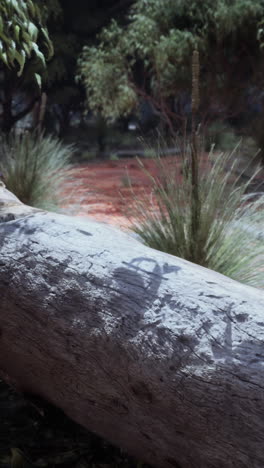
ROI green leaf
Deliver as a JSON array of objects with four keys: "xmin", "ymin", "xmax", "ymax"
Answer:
[
  {"xmin": 14, "ymin": 24, "xmax": 20, "ymax": 41},
  {"xmin": 21, "ymin": 41, "xmax": 31, "ymax": 56},
  {"xmin": 32, "ymin": 42, "xmax": 46, "ymax": 67},
  {"xmin": 28, "ymin": 21, "xmax": 38, "ymax": 42},
  {"xmin": 34, "ymin": 72, "xmax": 42, "ymax": 88},
  {"xmin": 11, "ymin": 448, "xmax": 32, "ymax": 468},
  {"xmin": 15, "ymin": 50, "xmax": 26, "ymax": 76},
  {"xmin": 27, "ymin": 0, "xmax": 36, "ymax": 17},
  {"xmin": 0, "ymin": 51, "xmax": 9, "ymax": 66},
  {"xmin": 41, "ymin": 27, "xmax": 54, "ymax": 58},
  {"xmin": 22, "ymin": 30, "xmax": 32, "ymax": 43}
]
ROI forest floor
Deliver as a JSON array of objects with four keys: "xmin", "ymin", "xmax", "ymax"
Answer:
[
  {"xmin": 62, "ymin": 157, "xmax": 165, "ymax": 229},
  {"xmin": 0, "ymin": 378, "xmax": 149, "ymax": 468},
  {"xmin": 62, "ymin": 155, "xmax": 264, "ymax": 229}
]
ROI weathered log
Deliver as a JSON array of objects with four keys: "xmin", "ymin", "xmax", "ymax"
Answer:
[{"xmin": 0, "ymin": 185, "xmax": 264, "ymax": 468}]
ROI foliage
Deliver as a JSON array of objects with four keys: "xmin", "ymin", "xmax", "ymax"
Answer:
[
  {"xmin": 78, "ymin": 0, "xmax": 264, "ymax": 124},
  {"xmin": 247, "ymin": 115, "xmax": 264, "ymax": 164},
  {"xmin": 43, "ymin": 0, "xmax": 81, "ymax": 88},
  {"xmin": 78, "ymin": 42, "xmax": 138, "ymax": 121},
  {"xmin": 40, "ymin": 0, "xmax": 135, "ymax": 136},
  {"xmin": 0, "ymin": 0, "xmax": 53, "ymax": 80},
  {"xmin": 0, "ymin": 131, "xmax": 73, "ymax": 209},
  {"xmin": 0, "ymin": 0, "xmax": 54, "ymax": 133},
  {"xmin": 45, "ymin": 33, "xmax": 80, "ymax": 86},
  {"xmin": 130, "ymin": 141, "xmax": 264, "ymax": 288},
  {"xmin": 257, "ymin": 15, "xmax": 264, "ymax": 47},
  {"xmin": 204, "ymin": 121, "xmax": 240, "ymax": 152}
]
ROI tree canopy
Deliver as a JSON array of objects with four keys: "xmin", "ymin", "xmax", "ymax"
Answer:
[
  {"xmin": 0, "ymin": 0, "xmax": 133, "ymax": 133},
  {"xmin": 78, "ymin": 0, "xmax": 264, "ymax": 126}
]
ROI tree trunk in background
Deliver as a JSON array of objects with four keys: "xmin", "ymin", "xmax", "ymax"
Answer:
[
  {"xmin": 0, "ymin": 71, "xmax": 40, "ymax": 134},
  {"xmin": 0, "ymin": 186, "xmax": 264, "ymax": 468},
  {"xmin": 96, "ymin": 113, "xmax": 107, "ymax": 158},
  {"xmin": 1, "ymin": 71, "xmax": 17, "ymax": 133},
  {"xmin": 1, "ymin": 91, "xmax": 13, "ymax": 134}
]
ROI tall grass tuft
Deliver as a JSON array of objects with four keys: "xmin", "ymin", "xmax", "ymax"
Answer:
[
  {"xmin": 129, "ymin": 48, "xmax": 264, "ymax": 288},
  {"xmin": 190, "ymin": 47, "xmax": 201, "ymax": 261},
  {"xmin": 0, "ymin": 131, "xmax": 74, "ymax": 210},
  {"xmin": 130, "ymin": 142, "xmax": 264, "ymax": 288}
]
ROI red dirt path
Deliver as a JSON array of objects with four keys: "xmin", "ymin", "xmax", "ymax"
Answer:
[
  {"xmin": 63, "ymin": 156, "xmax": 263, "ymax": 231},
  {"xmin": 63, "ymin": 158, "xmax": 169, "ymax": 230}
]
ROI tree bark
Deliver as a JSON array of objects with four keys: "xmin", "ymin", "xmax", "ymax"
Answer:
[{"xmin": 0, "ymin": 186, "xmax": 264, "ymax": 468}]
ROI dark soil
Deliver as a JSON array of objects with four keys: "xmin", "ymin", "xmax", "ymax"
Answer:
[{"xmin": 0, "ymin": 379, "xmax": 150, "ymax": 468}]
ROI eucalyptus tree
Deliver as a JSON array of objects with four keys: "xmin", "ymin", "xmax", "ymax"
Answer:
[
  {"xmin": 0, "ymin": 0, "xmax": 53, "ymax": 132},
  {"xmin": 78, "ymin": 0, "xmax": 264, "ymax": 131},
  {"xmin": 39, "ymin": 0, "xmax": 133, "ymax": 136}
]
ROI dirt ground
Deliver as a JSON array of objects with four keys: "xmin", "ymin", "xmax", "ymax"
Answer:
[
  {"xmin": 62, "ymin": 155, "xmax": 264, "ymax": 230},
  {"xmin": 63, "ymin": 157, "xmax": 173, "ymax": 230}
]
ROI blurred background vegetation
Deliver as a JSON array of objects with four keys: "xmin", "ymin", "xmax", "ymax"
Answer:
[{"xmin": 1, "ymin": 0, "xmax": 264, "ymax": 162}]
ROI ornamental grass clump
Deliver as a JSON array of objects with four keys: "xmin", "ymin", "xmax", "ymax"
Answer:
[
  {"xmin": 130, "ymin": 50, "xmax": 264, "ymax": 288},
  {"xmin": 0, "ymin": 131, "xmax": 74, "ymax": 210},
  {"xmin": 131, "ymin": 144, "xmax": 264, "ymax": 288}
]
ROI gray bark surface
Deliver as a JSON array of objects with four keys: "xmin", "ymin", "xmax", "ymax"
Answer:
[{"xmin": 0, "ymin": 186, "xmax": 264, "ymax": 468}]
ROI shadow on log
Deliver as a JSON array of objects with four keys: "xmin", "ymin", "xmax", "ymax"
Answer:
[{"xmin": 0, "ymin": 185, "xmax": 264, "ymax": 468}]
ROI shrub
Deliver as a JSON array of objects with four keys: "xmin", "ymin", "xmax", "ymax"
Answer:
[
  {"xmin": 130, "ymin": 142, "xmax": 264, "ymax": 288},
  {"xmin": 204, "ymin": 121, "xmax": 240, "ymax": 152},
  {"xmin": 0, "ymin": 131, "xmax": 74, "ymax": 210},
  {"xmin": 130, "ymin": 49, "xmax": 264, "ymax": 289}
]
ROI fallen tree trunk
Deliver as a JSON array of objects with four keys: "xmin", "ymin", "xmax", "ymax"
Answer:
[{"xmin": 0, "ymin": 185, "xmax": 264, "ymax": 468}]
